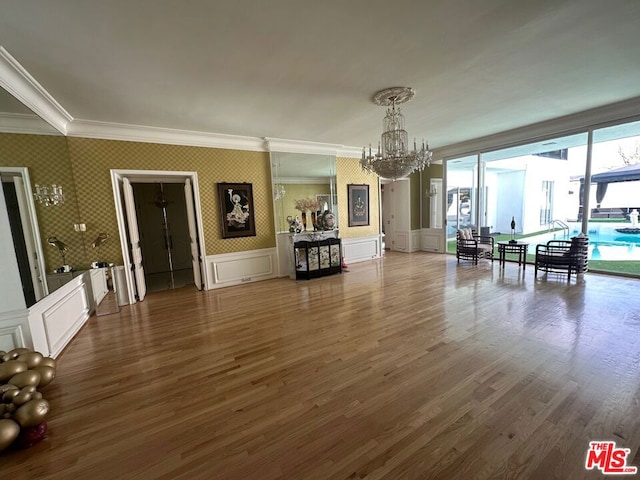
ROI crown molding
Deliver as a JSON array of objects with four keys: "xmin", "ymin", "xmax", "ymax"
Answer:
[
  {"xmin": 265, "ymin": 137, "xmax": 344, "ymax": 156},
  {"xmin": 68, "ymin": 119, "xmax": 268, "ymax": 151},
  {"xmin": 337, "ymin": 145, "xmax": 363, "ymax": 159},
  {"xmin": 0, "ymin": 112, "xmax": 62, "ymax": 136},
  {"xmin": 0, "ymin": 46, "xmax": 73, "ymax": 135},
  {"xmin": 273, "ymin": 176, "xmax": 330, "ymax": 185},
  {"xmin": 433, "ymin": 96, "xmax": 640, "ymax": 160}
]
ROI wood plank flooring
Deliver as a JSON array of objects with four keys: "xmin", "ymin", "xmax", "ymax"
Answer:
[{"xmin": 2, "ymin": 252, "xmax": 640, "ymax": 479}]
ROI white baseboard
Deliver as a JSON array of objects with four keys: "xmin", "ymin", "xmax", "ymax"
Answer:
[
  {"xmin": 342, "ymin": 235, "xmax": 381, "ymax": 264},
  {"xmin": 206, "ymin": 248, "xmax": 278, "ymax": 289}
]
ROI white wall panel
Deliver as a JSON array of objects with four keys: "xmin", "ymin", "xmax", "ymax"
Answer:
[
  {"xmin": 342, "ymin": 236, "xmax": 381, "ymax": 264},
  {"xmin": 0, "ymin": 315, "xmax": 27, "ymax": 351},
  {"xmin": 421, "ymin": 229, "xmax": 445, "ymax": 253},
  {"xmin": 206, "ymin": 248, "xmax": 277, "ymax": 289},
  {"xmin": 28, "ymin": 275, "xmax": 91, "ymax": 358}
]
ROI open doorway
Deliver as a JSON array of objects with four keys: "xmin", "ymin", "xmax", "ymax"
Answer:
[
  {"xmin": 131, "ymin": 182, "xmax": 194, "ymax": 293},
  {"xmin": 111, "ymin": 170, "xmax": 207, "ymax": 304},
  {"xmin": 0, "ymin": 168, "xmax": 47, "ymax": 306}
]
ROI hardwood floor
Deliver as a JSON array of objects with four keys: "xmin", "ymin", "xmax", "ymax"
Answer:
[{"xmin": 3, "ymin": 252, "xmax": 640, "ymax": 479}]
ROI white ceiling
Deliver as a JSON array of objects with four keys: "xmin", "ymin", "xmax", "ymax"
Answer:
[{"xmin": 2, "ymin": 0, "xmax": 640, "ymax": 150}]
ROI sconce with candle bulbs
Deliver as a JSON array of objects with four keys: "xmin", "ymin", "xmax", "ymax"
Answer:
[{"xmin": 33, "ymin": 184, "xmax": 64, "ymax": 206}]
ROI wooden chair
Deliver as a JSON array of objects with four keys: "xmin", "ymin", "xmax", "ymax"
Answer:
[
  {"xmin": 535, "ymin": 235, "xmax": 589, "ymax": 280},
  {"xmin": 456, "ymin": 229, "xmax": 494, "ymax": 264}
]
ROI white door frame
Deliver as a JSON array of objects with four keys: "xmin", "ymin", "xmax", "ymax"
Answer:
[
  {"xmin": 1, "ymin": 166, "xmax": 48, "ymax": 300},
  {"xmin": 110, "ymin": 169, "xmax": 208, "ymax": 304}
]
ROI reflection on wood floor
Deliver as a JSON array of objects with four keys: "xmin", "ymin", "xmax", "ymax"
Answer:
[
  {"xmin": 3, "ymin": 252, "xmax": 640, "ymax": 479},
  {"xmin": 145, "ymin": 267, "xmax": 194, "ymax": 293}
]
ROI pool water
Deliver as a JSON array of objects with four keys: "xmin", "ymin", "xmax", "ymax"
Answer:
[{"xmin": 528, "ymin": 222, "xmax": 640, "ymax": 261}]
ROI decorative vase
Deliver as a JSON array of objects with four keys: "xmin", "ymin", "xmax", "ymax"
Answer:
[{"xmin": 301, "ymin": 211, "xmax": 307, "ymax": 231}]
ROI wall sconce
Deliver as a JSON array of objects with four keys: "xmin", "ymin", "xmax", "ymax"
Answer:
[
  {"xmin": 427, "ymin": 185, "xmax": 438, "ymax": 198},
  {"xmin": 34, "ymin": 184, "xmax": 64, "ymax": 206},
  {"xmin": 273, "ymin": 184, "xmax": 286, "ymax": 201}
]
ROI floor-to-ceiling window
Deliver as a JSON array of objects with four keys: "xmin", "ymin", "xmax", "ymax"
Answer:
[
  {"xmin": 445, "ymin": 155, "xmax": 478, "ymax": 244},
  {"xmin": 445, "ymin": 118, "xmax": 640, "ymax": 277},
  {"xmin": 587, "ymin": 119, "xmax": 640, "ymax": 275},
  {"xmin": 481, "ymin": 132, "xmax": 588, "ymax": 237}
]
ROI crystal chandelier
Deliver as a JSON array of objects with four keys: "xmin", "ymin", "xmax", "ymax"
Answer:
[
  {"xmin": 33, "ymin": 184, "xmax": 64, "ymax": 206},
  {"xmin": 361, "ymin": 87, "xmax": 432, "ymax": 180}
]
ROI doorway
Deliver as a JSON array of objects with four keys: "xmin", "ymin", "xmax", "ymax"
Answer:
[
  {"xmin": 131, "ymin": 182, "xmax": 194, "ymax": 293},
  {"xmin": 380, "ymin": 178, "xmax": 410, "ymax": 252},
  {"xmin": 0, "ymin": 168, "xmax": 47, "ymax": 305},
  {"xmin": 111, "ymin": 170, "xmax": 207, "ymax": 304}
]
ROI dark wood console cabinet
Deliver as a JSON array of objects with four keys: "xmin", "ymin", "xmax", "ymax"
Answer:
[{"xmin": 294, "ymin": 238, "xmax": 342, "ymax": 280}]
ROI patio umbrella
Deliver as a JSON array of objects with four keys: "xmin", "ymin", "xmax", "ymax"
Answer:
[
  {"xmin": 591, "ymin": 163, "xmax": 640, "ymax": 183},
  {"xmin": 591, "ymin": 163, "xmax": 640, "ymax": 207},
  {"xmin": 595, "ymin": 182, "xmax": 608, "ymax": 207}
]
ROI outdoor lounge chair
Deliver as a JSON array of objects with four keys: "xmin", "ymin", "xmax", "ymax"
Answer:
[
  {"xmin": 534, "ymin": 235, "xmax": 589, "ymax": 280},
  {"xmin": 456, "ymin": 228, "xmax": 494, "ymax": 264}
]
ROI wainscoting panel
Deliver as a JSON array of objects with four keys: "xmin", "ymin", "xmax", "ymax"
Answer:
[
  {"xmin": 207, "ymin": 248, "xmax": 278, "ymax": 289},
  {"xmin": 28, "ymin": 275, "xmax": 91, "ymax": 358},
  {"xmin": 342, "ymin": 235, "xmax": 381, "ymax": 264},
  {"xmin": 410, "ymin": 230, "xmax": 422, "ymax": 252},
  {"xmin": 421, "ymin": 228, "xmax": 445, "ymax": 253},
  {"xmin": 0, "ymin": 311, "xmax": 27, "ymax": 351},
  {"xmin": 393, "ymin": 231, "xmax": 409, "ymax": 252}
]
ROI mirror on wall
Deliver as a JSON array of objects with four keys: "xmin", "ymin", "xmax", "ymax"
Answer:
[
  {"xmin": 270, "ymin": 151, "xmax": 338, "ymax": 233},
  {"xmin": 0, "ymin": 85, "xmax": 87, "ymax": 305}
]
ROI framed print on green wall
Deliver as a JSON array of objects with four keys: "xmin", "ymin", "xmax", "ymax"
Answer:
[{"xmin": 347, "ymin": 184, "xmax": 369, "ymax": 227}]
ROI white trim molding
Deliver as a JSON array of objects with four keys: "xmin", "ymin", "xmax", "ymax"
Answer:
[
  {"xmin": 342, "ymin": 235, "xmax": 381, "ymax": 264},
  {"xmin": 265, "ymin": 137, "xmax": 343, "ymax": 156},
  {"xmin": 70, "ymin": 119, "xmax": 267, "ymax": 151},
  {"xmin": 337, "ymin": 145, "xmax": 364, "ymax": 159},
  {"xmin": 0, "ymin": 112, "xmax": 62, "ymax": 135},
  {"xmin": 206, "ymin": 248, "xmax": 278, "ymax": 289},
  {"xmin": 0, "ymin": 46, "xmax": 73, "ymax": 135}
]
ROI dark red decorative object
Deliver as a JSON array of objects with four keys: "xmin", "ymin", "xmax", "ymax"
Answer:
[{"xmin": 16, "ymin": 422, "xmax": 47, "ymax": 449}]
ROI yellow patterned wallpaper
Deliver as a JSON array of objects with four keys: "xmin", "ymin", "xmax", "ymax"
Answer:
[
  {"xmin": 66, "ymin": 138, "xmax": 275, "ymax": 265},
  {"xmin": 0, "ymin": 133, "xmax": 88, "ymax": 272},
  {"xmin": 336, "ymin": 157, "xmax": 380, "ymax": 239},
  {"xmin": 2, "ymin": 133, "xmax": 381, "ymax": 274}
]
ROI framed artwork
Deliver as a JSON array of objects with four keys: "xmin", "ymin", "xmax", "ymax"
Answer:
[
  {"xmin": 217, "ymin": 183, "xmax": 256, "ymax": 238},
  {"xmin": 347, "ymin": 184, "xmax": 369, "ymax": 227}
]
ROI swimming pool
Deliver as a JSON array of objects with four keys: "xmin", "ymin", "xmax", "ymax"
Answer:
[{"xmin": 526, "ymin": 222, "xmax": 640, "ymax": 261}]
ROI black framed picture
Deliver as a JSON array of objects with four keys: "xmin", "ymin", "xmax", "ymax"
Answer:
[
  {"xmin": 347, "ymin": 184, "xmax": 369, "ymax": 227},
  {"xmin": 217, "ymin": 183, "xmax": 256, "ymax": 238}
]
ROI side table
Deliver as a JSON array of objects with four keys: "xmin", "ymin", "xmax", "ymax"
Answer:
[{"xmin": 497, "ymin": 241, "xmax": 529, "ymax": 270}]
